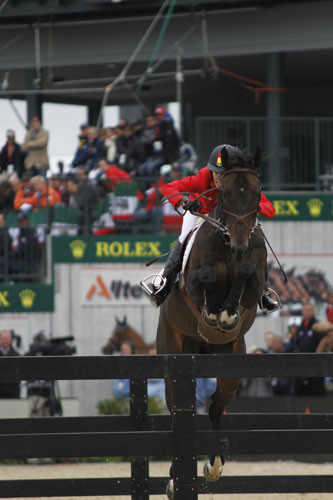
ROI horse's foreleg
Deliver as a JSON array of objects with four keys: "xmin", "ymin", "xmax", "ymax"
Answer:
[
  {"xmin": 195, "ymin": 266, "xmax": 220, "ymax": 326},
  {"xmin": 218, "ymin": 261, "xmax": 256, "ymax": 330}
]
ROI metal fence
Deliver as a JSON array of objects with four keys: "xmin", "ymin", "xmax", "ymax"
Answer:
[{"xmin": 195, "ymin": 117, "xmax": 333, "ymax": 190}]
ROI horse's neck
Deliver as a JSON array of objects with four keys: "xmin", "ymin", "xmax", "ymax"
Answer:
[{"xmin": 125, "ymin": 327, "xmax": 146, "ymax": 347}]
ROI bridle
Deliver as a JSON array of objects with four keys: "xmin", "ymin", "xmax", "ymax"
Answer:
[{"xmin": 218, "ymin": 168, "xmax": 261, "ymax": 236}]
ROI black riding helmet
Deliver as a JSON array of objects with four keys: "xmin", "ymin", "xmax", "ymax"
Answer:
[{"xmin": 207, "ymin": 144, "xmax": 240, "ymax": 172}]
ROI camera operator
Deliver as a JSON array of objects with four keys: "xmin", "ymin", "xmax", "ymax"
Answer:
[
  {"xmin": 25, "ymin": 332, "xmax": 53, "ymax": 417},
  {"xmin": 25, "ymin": 332, "xmax": 76, "ymax": 417},
  {"xmin": 0, "ymin": 330, "xmax": 21, "ymax": 399}
]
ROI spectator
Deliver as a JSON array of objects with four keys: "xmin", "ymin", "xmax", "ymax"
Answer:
[
  {"xmin": 264, "ymin": 331, "xmax": 276, "ymax": 353},
  {"xmin": 270, "ymin": 335, "xmax": 292, "ymax": 395},
  {"xmin": 286, "ymin": 316, "xmax": 302, "ymax": 341},
  {"xmin": 29, "ymin": 175, "xmax": 58, "ymax": 208},
  {"xmin": 146, "ymin": 343, "xmax": 165, "ymax": 400},
  {"xmin": 140, "ymin": 114, "xmax": 158, "ymax": 160},
  {"xmin": 0, "ymin": 330, "xmax": 21, "ymax": 398},
  {"xmin": 112, "ymin": 341, "xmax": 136, "ymax": 399},
  {"xmin": 49, "ymin": 174, "xmax": 65, "ymax": 203},
  {"xmin": 103, "ymin": 127, "xmax": 117, "ymax": 164},
  {"xmin": 137, "ymin": 107, "xmax": 180, "ymax": 184},
  {"xmin": 71, "ymin": 126, "xmax": 103, "ymax": 170},
  {"xmin": 0, "ymin": 212, "xmax": 12, "ymax": 277},
  {"xmin": 97, "ymin": 159, "xmax": 132, "ymax": 191},
  {"xmin": 240, "ymin": 346, "xmax": 274, "ymax": 397},
  {"xmin": 284, "ymin": 302, "xmax": 326, "ymax": 396},
  {"xmin": 0, "ymin": 180, "xmax": 16, "ymax": 213},
  {"xmin": 10, "ymin": 211, "xmax": 40, "ymax": 277},
  {"xmin": 130, "ymin": 118, "xmax": 144, "ymax": 139},
  {"xmin": 133, "ymin": 180, "xmax": 163, "ymax": 231},
  {"xmin": 65, "ymin": 175, "xmax": 99, "ymax": 232},
  {"xmin": 196, "ymin": 377, "xmax": 217, "ymax": 413},
  {"xmin": 21, "ymin": 115, "xmax": 49, "ymax": 177},
  {"xmin": 25, "ymin": 332, "xmax": 52, "ymax": 417},
  {"xmin": 0, "ymin": 129, "xmax": 24, "ymax": 177},
  {"xmin": 326, "ymin": 291, "xmax": 333, "ymax": 323},
  {"xmin": 13, "ymin": 172, "xmax": 35, "ymax": 211},
  {"xmin": 116, "ymin": 125, "xmax": 146, "ymax": 175}
]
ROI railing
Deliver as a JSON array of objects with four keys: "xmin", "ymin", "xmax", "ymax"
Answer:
[
  {"xmin": 0, "ymin": 353, "xmax": 333, "ymax": 499},
  {"xmin": 196, "ymin": 117, "xmax": 333, "ymax": 190},
  {"xmin": 0, "ymin": 227, "xmax": 46, "ymax": 283}
]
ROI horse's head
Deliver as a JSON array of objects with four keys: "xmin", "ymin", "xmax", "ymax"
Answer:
[{"xmin": 217, "ymin": 146, "xmax": 261, "ymax": 262}]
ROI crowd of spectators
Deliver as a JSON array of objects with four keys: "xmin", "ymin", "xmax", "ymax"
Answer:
[
  {"xmin": 0, "ymin": 107, "xmax": 198, "ymax": 238},
  {"xmin": 240, "ymin": 299, "xmax": 333, "ymax": 398}
]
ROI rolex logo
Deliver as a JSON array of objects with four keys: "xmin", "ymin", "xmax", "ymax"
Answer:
[
  {"xmin": 307, "ymin": 198, "xmax": 323, "ymax": 218},
  {"xmin": 19, "ymin": 289, "xmax": 36, "ymax": 309},
  {"xmin": 69, "ymin": 240, "xmax": 87, "ymax": 259}
]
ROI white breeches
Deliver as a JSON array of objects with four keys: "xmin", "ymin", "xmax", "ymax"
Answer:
[{"xmin": 179, "ymin": 212, "xmax": 201, "ymax": 244}]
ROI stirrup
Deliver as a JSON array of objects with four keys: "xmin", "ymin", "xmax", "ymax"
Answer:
[
  {"xmin": 259, "ymin": 287, "xmax": 282, "ymax": 315},
  {"xmin": 140, "ymin": 274, "xmax": 167, "ymax": 297}
]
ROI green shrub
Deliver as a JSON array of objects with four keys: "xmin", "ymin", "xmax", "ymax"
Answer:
[{"xmin": 97, "ymin": 396, "xmax": 167, "ymax": 415}]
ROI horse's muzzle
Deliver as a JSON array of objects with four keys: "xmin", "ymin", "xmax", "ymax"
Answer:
[{"xmin": 231, "ymin": 244, "xmax": 248, "ymax": 262}]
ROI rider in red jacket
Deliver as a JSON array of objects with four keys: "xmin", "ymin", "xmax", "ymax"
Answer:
[{"xmin": 140, "ymin": 144, "xmax": 281, "ymax": 313}]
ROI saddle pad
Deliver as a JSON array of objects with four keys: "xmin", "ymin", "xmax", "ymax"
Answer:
[{"xmin": 181, "ymin": 219, "xmax": 204, "ymax": 274}]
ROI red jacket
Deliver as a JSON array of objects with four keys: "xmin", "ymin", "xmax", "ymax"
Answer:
[{"xmin": 161, "ymin": 167, "xmax": 275, "ymax": 218}]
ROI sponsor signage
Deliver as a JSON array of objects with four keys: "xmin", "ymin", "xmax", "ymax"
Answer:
[
  {"xmin": 52, "ymin": 235, "xmax": 177, "ymax": 264},
  {"xmin": 261, "ymin": 193, "xmax": 333, "ymax": 221},
  {"xmin": 80, "ymin": 267, "xmax": 154, "ymax": 306},
  {"xmin": 0, "ymin": 284, "xmax": 54, "ymax": 313}
]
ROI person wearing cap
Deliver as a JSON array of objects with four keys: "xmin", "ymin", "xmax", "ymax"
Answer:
[
  {"xmin": 141, "ymin": 144, "xmax": 278, "ymax": 311},
  {"xmin": 21, "ymin": 115, "xmax": 50, "ymax": 177},
  {"xmin": 0, "ymin": 129, "xmax": 24, "ymax": 177}
]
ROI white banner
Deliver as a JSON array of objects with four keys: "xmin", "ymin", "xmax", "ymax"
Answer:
[{"xmin": 79, "ymin": 265, "xmax": 159, "ymax": 306}]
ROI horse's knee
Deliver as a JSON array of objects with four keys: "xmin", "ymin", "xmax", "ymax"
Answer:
[{"xmin": 197, "ymin": 266, "xmax": 217, "ymax": 285}]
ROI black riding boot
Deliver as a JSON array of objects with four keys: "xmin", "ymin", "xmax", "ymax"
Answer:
[{"xmin": 148, "ymin": 240, "xmax": 182, "ymax": 308}]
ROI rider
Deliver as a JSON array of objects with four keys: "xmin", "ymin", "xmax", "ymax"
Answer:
[{"xmin": 141, "ymin": 144, "xmax": 281, "ymax": 313}]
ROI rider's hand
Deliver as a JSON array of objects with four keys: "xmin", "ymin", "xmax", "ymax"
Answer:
[{"xmin": 183, "ymin": 199, "xmax": 201, "ymax": 214}]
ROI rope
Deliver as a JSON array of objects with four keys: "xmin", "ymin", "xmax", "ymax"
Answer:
[
  {"xmin": 96, "ymin": 0, "xmax": 172, "ymax": 129},
  {"xmin": 137, "ymin": 0, "xmax": 178, "ymax": 93}
]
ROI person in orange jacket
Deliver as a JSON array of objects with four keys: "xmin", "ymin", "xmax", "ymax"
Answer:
[
  {"xmin": 29, "ymin": 175, "xmax": 58, "ymax": 208},
  {"xmin": 141, "ymin": 144, "xmax": 281, "ymax": 313}
]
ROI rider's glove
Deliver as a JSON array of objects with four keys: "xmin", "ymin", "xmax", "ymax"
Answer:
[{"xmin": 183, "ymin": 199, "xmax": 201, "ymax": 214}]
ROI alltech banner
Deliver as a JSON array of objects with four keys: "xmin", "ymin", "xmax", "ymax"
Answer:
[
  {"xmin": 80, "ymin": 265, "xmax": 154, "ymax": 306},
  {"xmin": 264, "ymin": 193, "xmax": 333, "ymax": 221},
  {"xmin": 52, "ymin": 234, "xmax": 177, "ymax": 264},
  {"xmin": 0, "ymin": 284, "xmax": 54, "ymax": 313}
]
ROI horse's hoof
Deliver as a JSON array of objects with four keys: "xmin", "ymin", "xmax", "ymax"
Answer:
[
  {"xmin": 166, "ymin": 479, "xmax": 174, "ymax": 500},
  {"xmin": 217, "ymin": 309, "xmax": 240, "ymax": 331},
  {"xmin": 201, "ymin": 306, "xmax": 217, "ymax": 327},
  {"xmin": 203, "ymin": 456, "xmax": 224, "ymax": 482}
]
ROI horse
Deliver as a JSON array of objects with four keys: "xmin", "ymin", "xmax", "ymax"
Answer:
[
  {"xmin": 156, "ymin": 146, "xmax": 267, "ymax": 498},
  {"xmin": 102, "ymin": 315, "xmax": 149, "ymax": 355}
]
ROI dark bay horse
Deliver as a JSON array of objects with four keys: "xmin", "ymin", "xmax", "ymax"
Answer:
[
  {"xmin": 156, "ymin": 146, "xmax": 266, "ymax": 497},
  {"xmin": 102, "ymin": 316, "xmax": 148, "ymax": 354}
]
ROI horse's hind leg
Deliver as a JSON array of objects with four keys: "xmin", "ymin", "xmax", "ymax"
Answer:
[{"xmin": 203, "ymin": 376, "xmax": 241, "ymax": 482}]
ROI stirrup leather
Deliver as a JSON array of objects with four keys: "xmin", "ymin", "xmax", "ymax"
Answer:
[
  {"xmin": 259, "ymin": 287, "xmax": 282, "ymax": 314},
  {"xmin": 140, "ymin": 274, "xmax": 167, "ymax": 297}
]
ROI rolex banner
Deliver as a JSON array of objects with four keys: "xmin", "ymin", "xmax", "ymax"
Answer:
[
  {"xmin": 263, "ymin": 193, "xmax": 333, "ymax": 220},
  {"xmin": 0, "ymin": 284, "xmax": 54, "ymax": 313}
]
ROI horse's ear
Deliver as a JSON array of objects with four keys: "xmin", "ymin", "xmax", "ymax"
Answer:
[
  {"xmin": 252, "ymin": 147, "xmax": 262, "ymax": 169},
  {"xmin": 221, "ymin": 146, "xmax": 229, "ymax": 169},
  {"xmin": 115, "ymin": 316, "xmax": 120, "ymax": 326},
  {"xmin": 123, "ymin": 315, "xmax": 127, "ymax": 324}
]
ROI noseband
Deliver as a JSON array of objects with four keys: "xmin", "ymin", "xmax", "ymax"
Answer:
[{"xmin": 220, "ymin": 168, "xmax": 261, "ymax": 235}]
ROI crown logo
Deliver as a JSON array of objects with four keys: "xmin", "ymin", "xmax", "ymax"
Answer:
[
  {"xmin": 69, "ymin": 240, "xmax": 87, "ymax": 259},
  {"xmin": 19, "ymin": 289, "xmax": 36, "ymax": 309},
  {"xmin": 307, "ymin": 198, "xmax": 323, "ymax": 217}
]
